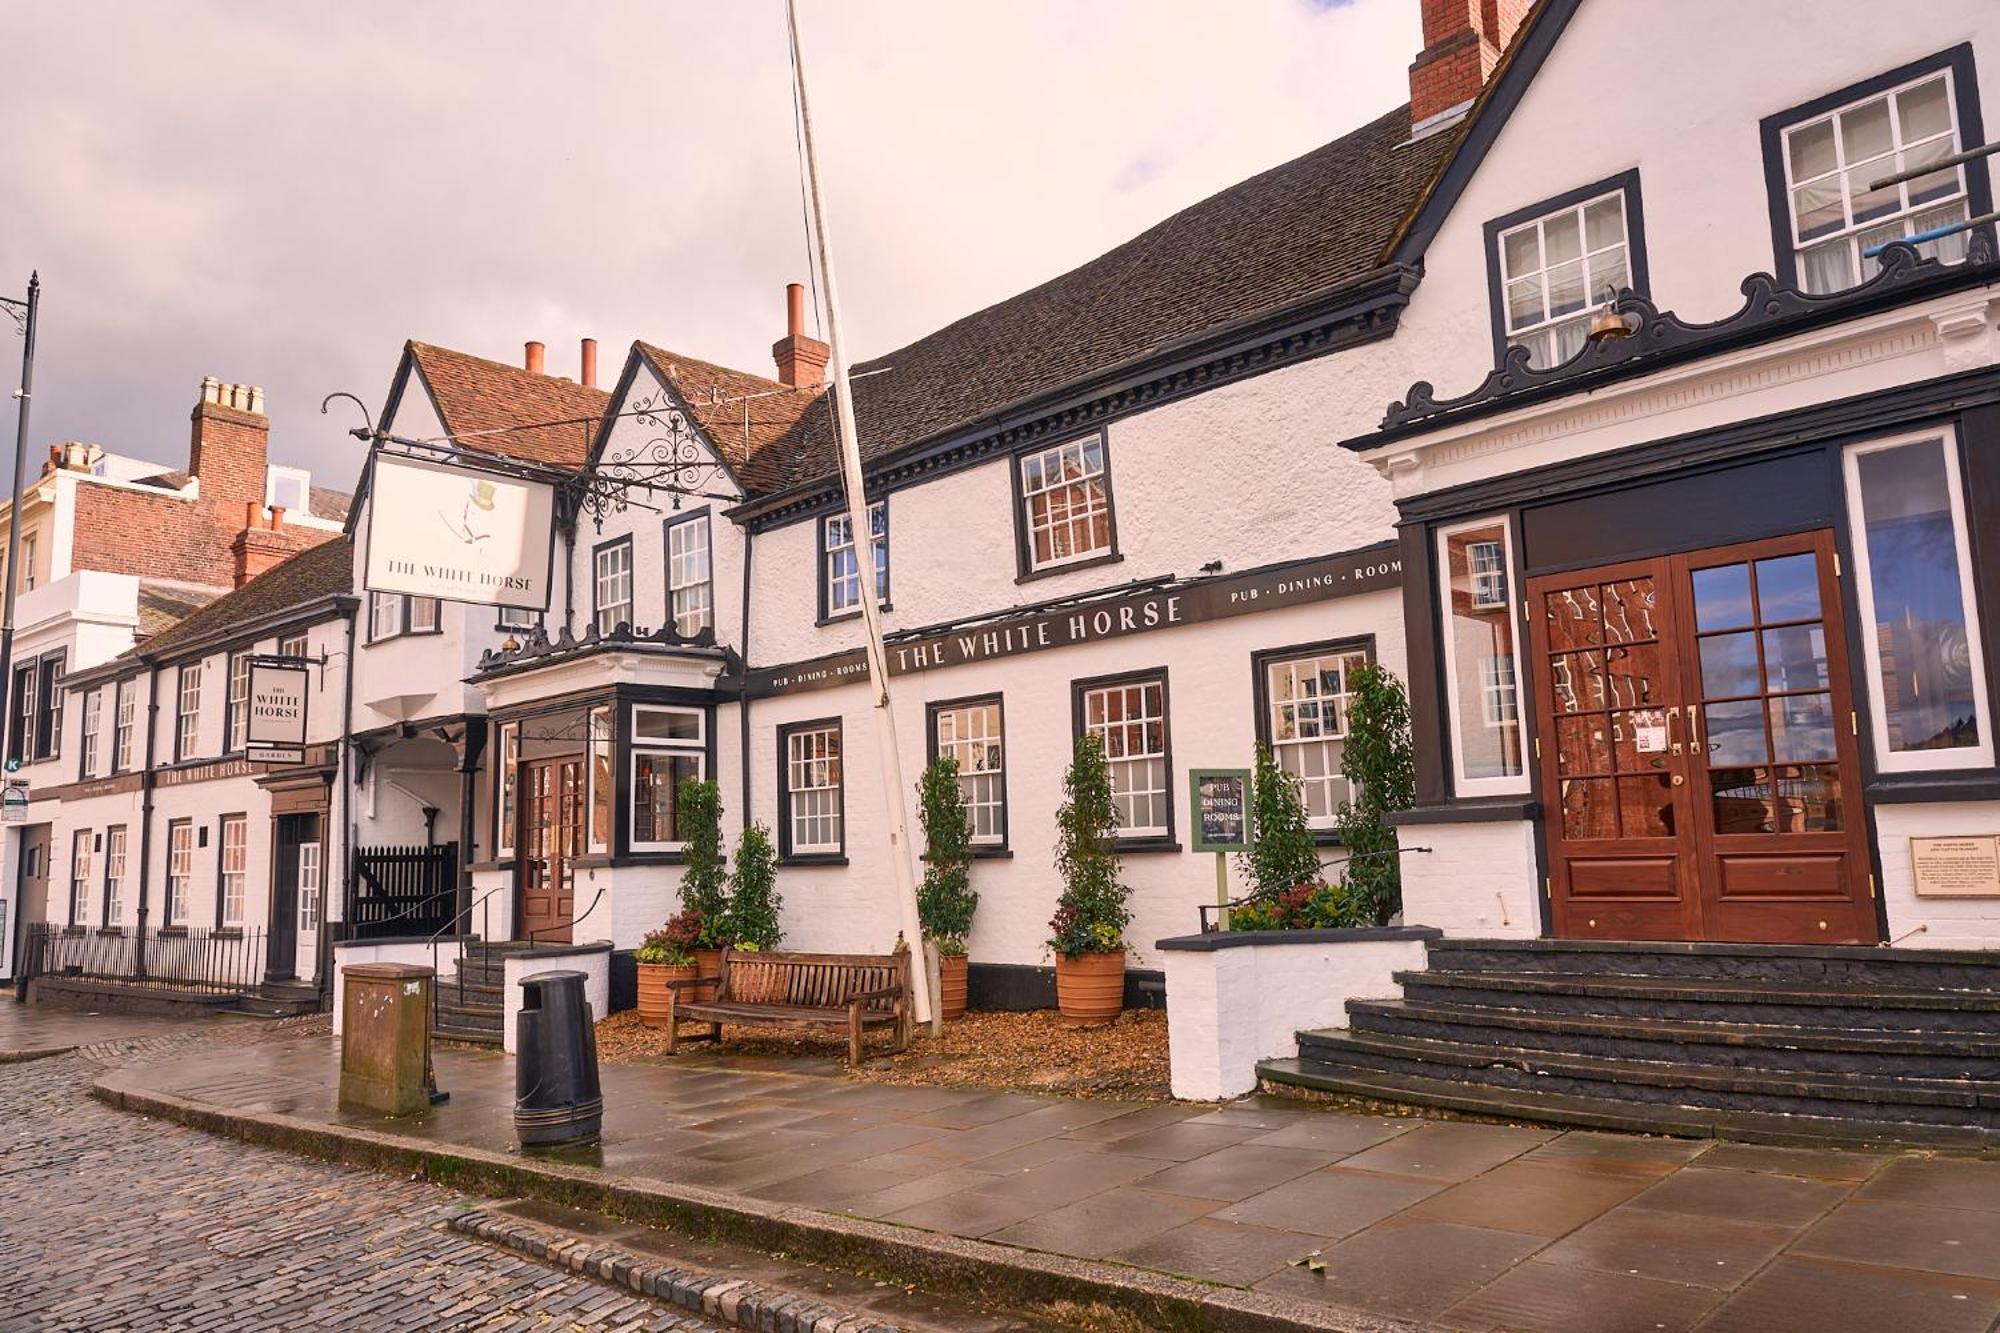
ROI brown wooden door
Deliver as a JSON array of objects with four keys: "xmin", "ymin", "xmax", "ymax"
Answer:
[
  {"xmin": 1531, "ymin": 531, "xmax": 1876, "ymax": 944},
  {"xmin": 518, "ymin": 758, "xmax": 581, "ymax": 944}
]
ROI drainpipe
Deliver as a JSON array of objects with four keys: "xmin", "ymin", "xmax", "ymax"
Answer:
[
  {"xmin": 134, "ymin": 663, "xmax": 161, "ymax": 978},
  {"xmin": 561, "ymin": 496, "xmax": 577, "ymax": 638},
  {"xmin": 323, "ymin": 607, "xmax": 358, "ymax": 999},
  {"xmin": 738, "ymin": 527, "xmax": 754, "ymax": 825},
  {"xmin": 455, "ymin": 717, "xmax": 487, "ymax": 936}
]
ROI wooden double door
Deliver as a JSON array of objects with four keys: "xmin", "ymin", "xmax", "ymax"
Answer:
[
  {"xmin": 1528, "ymin": 531, "xmax": 1877, "ymax": 944},
  {"xmin": 519, "ymin": 758, "xmax": 582, "ymax": 944}
]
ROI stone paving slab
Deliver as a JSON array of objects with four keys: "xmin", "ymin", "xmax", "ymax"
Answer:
[
  {"xmin": 0, "ymin": 996, "xmax": 219, "ymax": 1060},
  {"xmin": 83, "ymin": 1018, "xmax": 2000, "ymax": 1331}
]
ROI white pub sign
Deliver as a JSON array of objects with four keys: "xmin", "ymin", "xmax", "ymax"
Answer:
[
  {"xmin": 246, "ymin": 657, "xmax": 312, "ymax": 764},
  {"xmin": 363, "ymin": 454, "xmax": 557, "ymax": 612}
]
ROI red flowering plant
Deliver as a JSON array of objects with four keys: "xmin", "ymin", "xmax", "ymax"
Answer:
[{"xmin": 636, "ymin": 908, "xmax": 702, "ymax": 967}]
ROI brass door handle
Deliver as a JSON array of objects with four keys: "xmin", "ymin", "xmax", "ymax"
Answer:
[{"xmin": 1666, "ymin": 705, "xmax": 1682, "ymax": 756}]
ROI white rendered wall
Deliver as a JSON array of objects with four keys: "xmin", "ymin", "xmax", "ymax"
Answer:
[
  {"xmin": 502, "ymin": 945, "xmax": 611, "ymax": 1054},
  {"xmin": 332, "ymin": 938, "xmax": 451, "ymax": 1037},
  {"xmin": 1874, "ymin": 802, "xmax": 2000, "ymax": 950},
  {"xmin": 1395, "ymin": 818, "xmax": 1541, "ymax": 939},
  {"xmin": 1160, "ymin": 934, "xmax": 1432, "ymax": 1100}
]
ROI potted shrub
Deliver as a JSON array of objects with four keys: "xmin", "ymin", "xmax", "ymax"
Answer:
[
  {"xmin": 916, "ymin": 755, "xmax": 979, "ymax": 1020},
  {"xmin": 677, "ymin": 778, "xmax": 728, "ymax": 998},
  {"xmin": 721, "ymin": 823, "xmax": 783, "ymax": 1002},
  {"xmin": 1332, "ymin": 663, "xmax": 1415, "ymax": 926},
  {"xmin": 1239, "ymin": 742, "xmax": 1326, "ymax": 904},
  {"xmin": 633, "ymin": 908, "xmax": 700, "ymax": 1027},
  {"xmin": 1047, "ymin": 735, "xmax": 1130, "ymax": 1025}
]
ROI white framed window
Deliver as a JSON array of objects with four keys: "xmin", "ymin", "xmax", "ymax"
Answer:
[
  {"xmin": 496, "ymin": 605, "xmax": 539, "ymax": 632},
  {"xmin": 822, "ymin": 502, "xmax": 887, "ymax": 617},
  {"xmin": 20, "ymin": 531, "xmax": 35, "ymax": 592},
  {"xmin": 407, "ymin": 597, "xmax": 440, "ymax": 633},
  {"xmin": 932, "ymin": 698, "xmax": 1006, "ymax": 846},
  {"xmin": 265, "ymin": 465, "xmax": 311, "ymax": 514},
  {"xmin": 1844, "ymin": 428, "xmax": 1992, "ymax": 772},
  {"xmin": 1497, "ymin": 189, "xmax": 1630, "ymax": 369},
  {"xmin": 1080, "ymin": 674, "xmax": 1171, "ymax": 839},
  {"xmin": 79, "ymin": 688, "xmax": 102, "ymax": 780},
  {"xmin": 667, "ymin": 513, "xmax": 714, "ymax": 636},
  {"xmin": 176, "ymin": 663, "xmax": 202, "ymax": 761},
  {"xmin": 587, "ymin": 705, "xmax": 612, "ymax": 854},
  {"xmin": 298, "ymin": 841, "xmax": 322, "ymax": 934},
  {"xmin": 1439, "ymin": 517, "xmax": 1528, "ymax": 795},
  {"xmin": 1779, "ymin": 66, "xmax": 1972, "ymax": 295},
  {"xmin": 495, "ymin": 721, "xmax": 519, "ymax": 854},
  {"xmin": 68, "ymin": 829, "xmax": 92, "ymax": 927},
  {"xmin": 594, "ymin": 538, "xmax": 634, "ymax": 634},
  {"xmin": 1262, "ymin": 647, "xmax": 1371, "ymax": 829},
  {"xmin": 219, "ymin": 814, "xmax": 247, "ymax": 927},
  {"xmin": 368, "ymin": 591, "xmax": 402, "ymax": 641},
  {"xmin": 1020, "ymin": 436, "xmax": 1113, "ymax": 573},
  {"xmin": 113, "ymin": 678, "xmax": 135, "ymax": 772},
  {"xmin": 782, "ymin": 722, "xmax": 843, "ymax": 856},
  {"xmin": 225, "ymin": 652, "xmax": 250, "ymax": 752},
  {"xmin": 278, "ymin": 631, "xmax": 309, "ymax": 660},
  {"xmin": 103, "ymin": 826, "xmax": 127, "ymax": 925},
  {"xmin": 630, "ymin": 705, "xmax": 705, "ymax": 852},
  {"xmin": 166, "ymin": 820, "xmax": 194, "ymax": 925}
]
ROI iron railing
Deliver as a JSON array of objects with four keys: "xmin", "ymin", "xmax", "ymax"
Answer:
[{"xmin": 23, "ymin": 923, "xmax": 267, "ymax": 993}]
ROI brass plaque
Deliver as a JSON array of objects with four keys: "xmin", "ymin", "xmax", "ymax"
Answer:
[{"xmin": 1909, "ymin": 836, "xmax": 2000, "ymax": 898}]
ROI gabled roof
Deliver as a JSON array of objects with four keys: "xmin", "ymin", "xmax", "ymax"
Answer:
[
  {"xmin": 633, "ymin": 343, "xmax": 814, "ymax": 496},
  {"xmin": 139, "ymin": 537, "xmax": 354, "ymax": 660},
  {"xmin": 407, "ymin": 342, "xmax": 610, "ymax": 468}
]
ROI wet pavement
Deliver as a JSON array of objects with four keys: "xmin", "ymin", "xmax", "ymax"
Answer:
[
  {"xmin": 0, "ymin": 997, "xmax": 223, "ymax": 1058},
  {"xmin": 98, "ymin": 1021, "xmax": 2000, "ymax": 1331}
]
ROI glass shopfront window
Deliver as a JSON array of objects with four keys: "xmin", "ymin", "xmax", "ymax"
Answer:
[{"xmin": 1439, "ymin": 517, "xmax": 1528, "ymax": 794}]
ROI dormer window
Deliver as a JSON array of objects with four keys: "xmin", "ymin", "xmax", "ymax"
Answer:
[
  {"xmin": 1487, "ymin": 174, "xmax": 1644, "ymax": 370},
  {"xmin": 266, "ymin": 465, "xmax": 311, "ymax": 515}
]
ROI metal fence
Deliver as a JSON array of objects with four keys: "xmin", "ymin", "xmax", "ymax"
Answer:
[
  {"xmin": 23, "ymin": 923, "xmax": 267, "ymax": 993},
  {"xmin": 350, "ymin": 842, "xmax": 459, "ymax": 938}
]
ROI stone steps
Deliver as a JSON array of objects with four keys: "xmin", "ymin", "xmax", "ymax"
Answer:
[{"xmin": 428, "ymin": 941, "xmax": 526, "ymax": 1047}]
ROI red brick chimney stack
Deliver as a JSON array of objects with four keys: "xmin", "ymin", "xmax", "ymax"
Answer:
[
  {"xmin": 524, "ymin": 340, "xmax": 546, "ymax": 375},
  {"xmin": 771, "ymin": 282, "xmax": 830, "ymax": 388},
  {"xmin": 1409, "ymin": 0, "xmax": 1528, "ymax": 129},
  {"xmin": 230, "ymin": 500, "xmax": 294, "ymax": 588},
  {"xmin": 188, "ymin": 377, "xmax": 270, "ymax": 508},
  {"xmin": 580, "ymin": 337, "xmax": 598, "ymax": 389}
]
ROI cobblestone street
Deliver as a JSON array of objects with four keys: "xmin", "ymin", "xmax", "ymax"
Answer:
[{"xmin": 0, "ymin": 1024, "xmax": 722, "ymax": 1333}]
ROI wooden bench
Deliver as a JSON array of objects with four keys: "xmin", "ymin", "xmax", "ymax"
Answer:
[{"xmin": 663, "ymin": 943, "xmax": 912, "ymax": 1065}]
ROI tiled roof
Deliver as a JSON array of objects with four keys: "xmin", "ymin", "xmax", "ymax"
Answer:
[
  {"xmin": 308, "ymin": 485, "xmax": 352, "ymax": 521},
  {"xmin": 407, "ymin": 343, "xmax": 611, "ymax": 468},
  {"xmin": 141, "ymin": 537, "xmax": 354, "ymax": 659},
  {"xmin": 633, "ymin": 344, "xmax": 818, "ymax": 497},
  {"xmin": 132, "ymin": 469, "xmax": 193, "ymax": 493}
]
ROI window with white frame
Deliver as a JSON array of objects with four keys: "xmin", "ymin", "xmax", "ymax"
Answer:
[
  {"xmin": 1079, "ymin": 674, "xmax": 1171, "ymax": 839},
  {"xmin": 225, "ymin": 652, "xmax": 250, "ymax": 752},
  {"xmin": 32, "ymin": 651, "xmax": 62, "ymax": 763},
  {"xmin": 68, "ymin": 829, "xmax": 92, "ymax": 927},
  {"xmin": 298, "ymin": 841, "xmax": 322, "ymax": 933},
  {"xmin": 1262, "ymin": 647, "xmax": 1371, "ymax": 829},
  {"xmin": 1439, "ymin": 519, "xmax": 1527, "ymax": 793},
  {"xmin": 630, "ymin": 705, "xmax": 705, "ymax": 850},
  {"xmin": 587, "ymin": 705, "xmax": 612, "ymax": 853},
  {"xmin": 176, "ymin": 663, "xmax": 201, "ymax": 760},
  {"xmin": 19, "ymin": 531, "xmax": 35, "ymax": 593},
  {"xmin": 497, "ymin": 605, "xmax": 539, "ymax": 631},
  {"xmin": 782, "ymin": 722, "xmax": 843, "ymax": 856},
  {"xmin": 113, "ymin": 678, "xmax": 135, "ymax": 773},
  {"xmin": 1496, "ymin": 188, "xmax": 1631, "ymax": 369},
  {"xmin": 667, "ymin": 513, "xmax": 713, "ymax": 636},
  {"xmin": 103, "ymin": 826, "xmax": 127, "ymax": 925},
  {"xmin": 495, "ymin": 721, "xmax": 519, "ymax": 854},
  {"xmin": 822, "ymin": 503, "xmax": 887, "ymax": 617},
  {"xmin": 931, "ymin": 698, "xmax": 1006, "ymax": 846},
  {"xmin": 1778, "ymin": 64, "xmax": 1973, "ymax": 295},
  {"xmin": 278, "ymin": 631, "xmax": 309, "ymax": 660},
  {"xmin": 166, "ymin": 820, "xmax": 194, "ymax": 924},
  {"xmin": 368, "ymin": 591, "xmax": 402, "ymax": 641},
  {"xmin": 1844, "ymin": 431, "xmax": 1992, "ymax": 771},
  {"xmin": 594, "ymin": 538, "xmax": 633, "ymax": 634},
  {"xmin": 79, "ymin": 688, "xmax": 102, "ymax": 780},
  {"xmin": 219, "ymin": 814, "xmax": 247, "ymax": 927},
  {"xmin": 1020, "ymin": 436, "xmax": 1113, "ymax": 572},
  {"xmin": 265, "ymin": 465, "xmax": 311, "ymax": 514},
  {"xmin": 407, "ymin": 597, "xmax": 441, "ymax": 633}
]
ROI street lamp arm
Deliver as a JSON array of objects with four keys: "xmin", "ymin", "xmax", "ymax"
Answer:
[{"xmin": 319, "ymin": 392, "xmax": 377, "ymax": 441}]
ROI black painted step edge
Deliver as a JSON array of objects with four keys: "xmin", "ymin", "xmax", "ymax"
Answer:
[
  {"xmin": 1427, "ymin": 937, "xmax": 2000, "ymax": 968},
  {"xmin": 1397, "ymin": 970, "xmax": 2000, "ymax": 1011}
]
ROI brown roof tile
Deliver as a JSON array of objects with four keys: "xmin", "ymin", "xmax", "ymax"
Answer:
[
  {"xmin": 407, "ymin": 343, "xmax": 610, "ymax": 468},
  {"xmin": 141, "ymin": 537, "xmax": 354, "ymax": 659},
  {"xmin": 632, "ymin": 344, "xmax": 821, "ymax": 496}
]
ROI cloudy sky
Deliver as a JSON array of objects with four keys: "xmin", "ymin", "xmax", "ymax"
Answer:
[{"xmin": 3, "ymin": 0, "xmax": 1419, "ymax": 487}]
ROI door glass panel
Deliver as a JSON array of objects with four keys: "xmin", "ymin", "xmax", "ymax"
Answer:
[
  {"xmin": 1600, "ymin": 578, "xmax": 1658, "ymax": 644},
  {"xmin": 1699, "ymin": 633, "xmax": 1761, "ymax": 698},
  {"xmin": 1705, "ymin": 698, "xmax": 1769, "ymax": 766},
  {"xmin": 1770, "ymin": 691, "xmax": 1838, "ymax": 761},
  {"xmin": 1551, "ymin": 651, "xmax": 1606, "ymax": 713},
  {"xmin": 1557, "ymin": 714, "xmax": 1612, "ymax": 774},
  {"xmin": 1692, "ymin": 563, "xmax": 1754, "ymax": 631},
  {"xmin": 1762, "ymin": 624, "xmax": 1828, "ymax": 692},
  {"xmin": 1755, "ymin": 553, "xmax": 1821, "ymax": 621},
  {"xmin": 1603, "ymin": 642, "xmax": 1662, "ymax": 708},
  {"xmin": 1544, "ymin": 587, "xmax": 1603, "ymax": 650},
  {"xmin": 1711, "ymin": 767, "xmax": 1775, "ymax": 833},
  {"xmin": 1774, "ymin": 764, "xmax": 1842, "ymax": 832},
  {"xmin": 1611, "ymin": 709, "xmax": 1671, "ymax": 774},
  {"xmin": 1560, "ymin": 778, "xmax": 1619, "ymax": 839},
  {"xmin": 1619, "ymin": 775, "xmax": 1675, "ymax": 837}
]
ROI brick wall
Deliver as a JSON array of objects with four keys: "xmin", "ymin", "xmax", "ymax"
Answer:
[
  {"xmin": 187, "ymin": 400, "xmax": 269, "ymax": 508},
  {"xmin": 1408, "ymin": 0, "xmax": 1529, "ymax": 126},
  {"xmin": 71, "ymin": 484, "xmax": 330, "ymax": 591}
]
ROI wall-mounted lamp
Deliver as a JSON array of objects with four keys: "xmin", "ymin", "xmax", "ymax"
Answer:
[{"xmin": 1588, "ymin": 283, "xmax": 1635, "ymax": 343}]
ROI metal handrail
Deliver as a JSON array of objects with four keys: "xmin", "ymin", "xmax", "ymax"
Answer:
[
  {"xmin": 525, "ymin": 884, "xmax": 606, "ymax": 948},
  {"xmin": 427, "ymin": 880, "xmax": 514, "ymax": 1025}
]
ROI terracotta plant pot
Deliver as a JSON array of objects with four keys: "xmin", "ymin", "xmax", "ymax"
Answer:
[
  {"xmin": 937, "ymin": 953, "xmax": 969, "ymax": 1022},
  {"xmin": 1054, "ymin": 949, "xmax": 1125, "ymax": 1026},
  {"xmin": 636, "ymin": 962, "xmax": 696, "ymax": 1028},
  {"xmin": 693, "ymin": 947, "xmax": 725, "ymax": 1003}
]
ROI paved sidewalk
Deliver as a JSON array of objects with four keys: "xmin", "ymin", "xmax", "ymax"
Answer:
[
  {"xmin": 0, "ymin": 996, "xmax": 220, "ymax": 1059},
  {"xmin": 90, "ymin": 1026, "xmax": 2000, "ymax": 1332}
]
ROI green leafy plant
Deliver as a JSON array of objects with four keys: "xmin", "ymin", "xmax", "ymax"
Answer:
[
  {"xmin": 676, "ymin": 778, "xmax": 728, "ymax": 946},
  {"xmin": 1229, "ymin": 879, "xmax": 1366, "ymax": 932},
  {"xmin": 1334, "ymin": 662, "xmax": 1416, "ymax": 926},
  {"xmin": 1047, "ymin": 735, "xmax": 1130, "ymax": 960},
  {"xmin": 916, "ymin": 755, "xmax": 979, "ymax": 957},
  {"xmin": 1237, "ymin": 743, "xmax": 1324, "ymax": 900},
  {"xmin": 635, "ymin": 908, "xmax": 700, "ymax": 966},
  {"xmin": 721, "ymin": 822, "xmax": 784, "ymax": 951}
]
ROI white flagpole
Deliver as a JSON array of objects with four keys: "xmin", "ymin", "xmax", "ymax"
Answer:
[{"xmin": 786, "ymin": 0, "xmax": 934, "ymax": 1026}]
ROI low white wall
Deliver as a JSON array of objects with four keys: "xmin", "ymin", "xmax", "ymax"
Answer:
[
  {"xmin": 1394, "ymin": 817, "xmax": 1541, "ymax": 938},
  {"xmin": 1874, "ymin": 801, "xmax": 2000, "ymax": 950},
  {"xmin": 1159, "ymin": 928, "xmax": 1436, "ymax": 1101},
  {"xmin": 331, "ymin": 938, "xmax": 456, "ymax": 1037},
  {"xmin": 502, "ymin": 943, "xmax": 612, "ymax": 1055}
]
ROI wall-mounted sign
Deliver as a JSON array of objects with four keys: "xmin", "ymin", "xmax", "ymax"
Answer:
[
  {"xmin": 741, "ymin": 542, "xmax": 1401, "ymax": 698},
  {"xmin": 0, "ymin": 783, "xmax": 28, "ymax": 825},
  {"xmin": 1190, "ymin": 768, "xmax": 1254, "ymax": 853},
  {"xmin": 246, "ymin": 657, "xmax": 311, "ymax": 764},
  {"xmin": 363, "ymin": 454, "xmax": 556, "ymax": 611},
  {"xmin": 1910, "ymin": 835, "xmax": 2000, "ymax": 898}
]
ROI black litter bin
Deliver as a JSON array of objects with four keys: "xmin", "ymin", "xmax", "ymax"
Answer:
[{"xmin": 514, "ymin": 969, "xmax": 603, "ymax": 1148}]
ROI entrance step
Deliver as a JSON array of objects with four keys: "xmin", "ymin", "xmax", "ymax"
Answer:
[
  {"xmin": 1264, "ymin": 937, "xmax": 2000, "ymax": 1149},
  {"xmin": 428, "ymin": 940, "xmax": 526, "ymax": 1047}
]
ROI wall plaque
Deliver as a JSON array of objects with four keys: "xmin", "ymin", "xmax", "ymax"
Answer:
[{"xmin": 1909, "ymin": 835, "xmax": 2000, "ymax": 898}]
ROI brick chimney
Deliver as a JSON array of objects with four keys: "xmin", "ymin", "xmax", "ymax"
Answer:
[
  {"xmin": 1409, "ymin": 0, "xmax": 1529, "ymax": 130},
  {"xmin": 230, "ymin": 501, "xmax": 293, "ymax": 588},
  {"xmin": 771, "ymin": 283, "xmax": 830, "ymax": 388},
  {"xmin": 189, "ymin": 377, "xmax": 270, "ymax": 508}
]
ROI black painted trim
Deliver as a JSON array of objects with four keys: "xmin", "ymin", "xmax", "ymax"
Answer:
[
  {"xmin": 966, "ymin": 961, "xmax": 1166, "ymax": 1013},
  {"xmin": 1069, "ymin": 665, "xmax": 1175, "ymax": 847},
  {"xmin": 1250, "ymin": 635, "xmax": 1377, "ymax": 845},
  {"xmin": 776, "ymin": 715, "xmax": 845, "ymax": 862},
  {"xmin": 1385, "ymin": 798, "xmax": 1539, "ymax": 827},
  {"xmin": 925, "ymin": 692, "xmax": 1009, "ymax": 854},
  {"xmin": 1481, "ymin": 168, "xmax": 1649, "ymax": 369},
  {"xmin": 1011, "ymin": 431, "xmax": 1121, "ymax": 583},
  {"xmin": 1156, "ymin": 925, "xmax": 1441, "ymax": 952}
]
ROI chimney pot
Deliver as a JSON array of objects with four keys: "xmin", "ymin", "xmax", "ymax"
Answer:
[
  {"xmin": 772, "ymin": 283, "xmax": 830, "ymax": 388},
  {"xmin": 786, "ymin": 282, "xmax": 806, "ymax": 339},
  {"xmin": 580, "ymin": 337, "xmax": 598, "ymax": 389},
  {"xmin": 524, "ymin": 340, "xmax": 546, "ymax": 375}
]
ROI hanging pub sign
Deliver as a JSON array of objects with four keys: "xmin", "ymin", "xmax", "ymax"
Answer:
[
  {"xmin": 1190, "ymin": 768, "xmax": 1254, "ymax": 853},
  {"xmin": 245, "ymin": 656, "xmax": 311, "ymax": 764},
  {"xmin": 363, "ymin": 453, "xmax": 557, "ymax": 612}
]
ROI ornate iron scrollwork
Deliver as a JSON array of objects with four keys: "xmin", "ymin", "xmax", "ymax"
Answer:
[{"xmin": 576, "ymin": 390, "xmax": 737, "ymax": 530}]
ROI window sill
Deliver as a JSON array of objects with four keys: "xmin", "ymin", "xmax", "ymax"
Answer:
[
  {"xmin": 782, "ymin": 853, "xmax": 849, "ymax": 867},
  {"xmin": 1016, "ymin": 551, "xmax": 1123, "ymax": 586},
  {"xmin": 1385, "ymin": 798, "xmax": 1539, "ymax": 827},
  {"xmin": 971, "ymin": 846, "xmax": 1014, "ymax": 860},
  {"xmin": 157, "ymin": 927, "xmax": 189, "ymax": 938},
  {"xmin": 1866, "ymin": 773, "xmax": 2000, "ymax": 804},
  {"xmin": 213, "ymin": 928, "xmax": 245, "ymax": 940},
  {"xmin": 96, "ymin": 926, "xmax": 126, "ymax": 938},
  {"xmin": 816, "ymin": 601, "xmax": 892, "ymax": 628},
  {"xmin": 1113, "ymin": 838, "xmax": 1182, "ymax": 855},
  {"xmin": 61, "ymin": 925, "xmax": 87, "ymax": 937}
]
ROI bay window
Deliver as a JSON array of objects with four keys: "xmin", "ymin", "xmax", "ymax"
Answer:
[
  {"xmin": 1439, "ymin": 518, "xmax": 1528, "ymax": 794},
  {"xmin": 630, "ymin": 705, "xmax": 704, "ymax": 851},
  {"xmin": 587, "ymin": 704, "xmax": 612, "ymax": 853},
  {"xmin": 495, "ymin": 721, "xmax": 519, "ymax": 854},
  {"xmin": 780, "ymin": 721, "xmax": 843, "ymax": 858}
]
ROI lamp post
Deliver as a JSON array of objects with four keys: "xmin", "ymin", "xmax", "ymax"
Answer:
[{"xmin": 0, "ymin": 273, "xmax": 40, "ymax": 763}]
